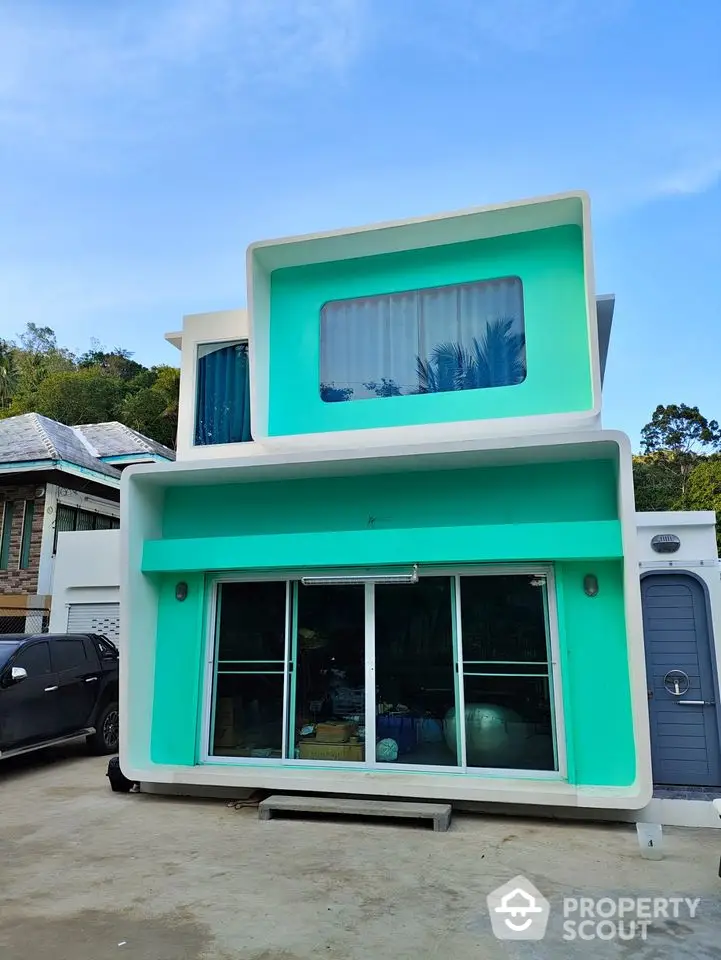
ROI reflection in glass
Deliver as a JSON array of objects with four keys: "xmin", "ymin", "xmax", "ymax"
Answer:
[
  {"xmin": 458, "ymin": 575, "xmax": 556, "ymax": 770},
  {"xmin": 293, "ymin": 584, "xmax": 366, "ymax": 762},
  {"xmin": 211, "ymin": 581, "xmax": 287, "ymax": 759},
  {"xmin": 375, "ymin": 577, "xmax": 458, "ymax": 766}
]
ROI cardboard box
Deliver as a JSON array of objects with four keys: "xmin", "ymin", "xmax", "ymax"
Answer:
[
  {"xmin": 314, "ymin": 721, "xmax": 354, "ymax": 743},
  {"xmin": 298, "ymin": 740, "xmax": 364, "ymax": 762}
]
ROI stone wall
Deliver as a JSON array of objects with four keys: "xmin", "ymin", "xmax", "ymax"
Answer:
[{"xmin": 0, "ymin": 483, "xmax": 45, "ymax": 597}]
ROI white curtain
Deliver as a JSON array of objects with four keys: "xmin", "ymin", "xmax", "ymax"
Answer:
[{"xmin": 320, "ymin": 277, "xmax": 523, "ymax": 401}]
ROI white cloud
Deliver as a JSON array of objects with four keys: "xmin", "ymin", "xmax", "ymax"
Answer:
[
  {"xmin": 0, "ymin": 0, "xmax": 366, "ymax": 145},
  {"xmin": 654, "ymin": 160, "xmax": 721, "ymax": 196}
]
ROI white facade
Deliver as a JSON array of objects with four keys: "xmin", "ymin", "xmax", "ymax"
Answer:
[
  {"xmin": 167, "ymin": 308, "xmax": 250, "ymax": 462},
  {"xmin": 167, "ymin": 193, "xmax": 603, "ymax": 468},
  {"xmin": 637, "ymin": 510, "xmax": 721, "ymax": 717},
  {"xmin": 247, "ymin": 191, "xmax": 602, "ymax": 447},
  {"xmin": 49, "ymin": 529, "xmax": 121, "ymax": 642}
]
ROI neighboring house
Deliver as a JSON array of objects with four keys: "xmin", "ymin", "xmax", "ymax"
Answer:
[
  {"xmin": 122, "ymin": 192, "xmax": 654, "ymax": 812},
  {"xmin": 0, "ymin": 413, "xmax": 174, "ymax": 633}
]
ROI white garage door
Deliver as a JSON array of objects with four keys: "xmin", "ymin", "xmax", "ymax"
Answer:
[{"xmin": 67, "ymin": 603, "xmax": 120, "ymax": 644}]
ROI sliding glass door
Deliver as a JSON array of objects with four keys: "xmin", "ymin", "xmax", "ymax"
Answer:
[
  {"xmin": 207, "ymin": 570, "xmax": 560, "ymax": 774},
  {"xmin": 210, "ymin": 581, "xmax": 288, "ymax": 759},
  {"xmin": 289, "ymin": 583, "xmax": 366, "ymax": 762},
  {"xmin": 457, "ymin": 574, "xmax": 557, "ymax": 771},
  {"xmin": 374, "ymin": 577, "xmax": 459, "ymax": 766}
]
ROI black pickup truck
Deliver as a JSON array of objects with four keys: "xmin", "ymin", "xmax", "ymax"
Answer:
[{"xmin": 0, "ymin": 633, "xmax": 119, "ymax": 760}]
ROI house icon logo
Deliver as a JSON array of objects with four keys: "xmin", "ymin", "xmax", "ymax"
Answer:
[{"xmin": 487, "ymin": 875, "xmax": 550, "ymax": 940}]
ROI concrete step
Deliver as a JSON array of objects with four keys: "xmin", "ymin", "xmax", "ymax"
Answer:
[{"xmin": 258, "ymin": 794, "xmax": 452, "ymax": 831}]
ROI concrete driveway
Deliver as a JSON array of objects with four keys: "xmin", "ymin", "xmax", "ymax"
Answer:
[{"xmin": 1, "ymin": 746, "xmax": 720, "ymax": 960}]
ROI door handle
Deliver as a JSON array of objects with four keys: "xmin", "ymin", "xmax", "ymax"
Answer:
[
  {"xmin": 44, "ymin": 685, "xmax": 58, "ymax": 693},
  {"xmin": 677, "ymin": 700, "xmax": 715, "ymax": 706},
  {"xmin": 85, "ymin": 677, "xmax": 98, "ymax": 683}
]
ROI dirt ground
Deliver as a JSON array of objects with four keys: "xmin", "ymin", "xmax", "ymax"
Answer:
[{"xmin": 1, "ymin": 744, "xmax": 720, "ymax": 960}]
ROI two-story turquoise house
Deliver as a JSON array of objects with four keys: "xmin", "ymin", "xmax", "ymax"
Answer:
[{"xmin": 121, "ymin": 192, "xmax": 652, "ymax": 811}]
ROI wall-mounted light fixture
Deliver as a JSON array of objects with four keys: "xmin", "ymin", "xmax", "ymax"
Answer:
[
  {"xmin": 651, "ymin": 533, "xmax": 681, "ymax": 554},
  {"xmin": 583, "ymin": 574, "xmax": 599, "ymax": 598},
  {"xmin": 301, "ymin": 565, "xmax": 419, "ymax": 587},
  {"xmin": 175, "ymin": 581, "xmax": 189, "ymax": 601}
]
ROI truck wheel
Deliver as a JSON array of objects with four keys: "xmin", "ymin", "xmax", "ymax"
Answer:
[{"xmin": 89, "ymin": 701, "xmax": 120, "ymax": 755}]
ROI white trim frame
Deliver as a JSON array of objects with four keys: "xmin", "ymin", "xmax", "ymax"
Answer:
[
  {"xmin": 121, "ymin": 428, "xmax": 651, "ymax": 810},
  {"xmin": 199, "ymin": 564, "xmax": 566, "ymax": 780},
  {"xmin": 247, "ymin": 190, "xmax": 601, "ymax": 447},
  {"xmin": 174, "ymin": 309, "xmax": 251, "ymax": 461}
]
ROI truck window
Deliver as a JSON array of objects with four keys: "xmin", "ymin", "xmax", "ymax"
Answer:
[
  {"xmin": 14, "ymin": 642, "xmax": 52, "ymax": 677},
  {"xmin": 51, "ymin": 638, "xmax": 87, "ymax": 672}
]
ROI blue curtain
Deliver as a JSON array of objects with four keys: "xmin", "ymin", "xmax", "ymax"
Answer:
[{"xmin": 195, "ymin": 342, "xmax": 252, "ymax": 445}]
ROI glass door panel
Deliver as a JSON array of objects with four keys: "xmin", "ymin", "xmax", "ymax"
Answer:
[
  {"xmin": 210, "ymin": 581, "xmax": 287, "ymax": 759},
  {"xmin": 374, "ymin": 577, "xmax": 459, "ymax": 766},
  {"xmin": 458, "ymin": 574, "xmax": 556, "ymax": 770},
  {"xmin": 292, "ymin": 584, "xmax": 366, "ymax": 762}
]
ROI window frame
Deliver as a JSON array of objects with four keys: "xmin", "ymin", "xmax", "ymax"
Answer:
[
  {"xmin": 12, "ymin": 641, "xmax": 52, "ymax": 678},
  {"xmin": 319, "ymin": 275, "xmax": 526, "ymax": 403},
  {"xmin": 0, "ymin": 500, "xmax": 15, "ymax": 569},
  {"xmin": 194, "ymin": 339, "xmax": 252, "ymax": 447},
  {"xmin": 18, "ymin": 500, "xmax": 35, "ymax": 570},
  {"xmin": 199, "ymin": 563, "xmax": 566, "ymax": 780},
  {"xmin": 50, "ymin": 636, "xmax": 89, "ymax": 673}
]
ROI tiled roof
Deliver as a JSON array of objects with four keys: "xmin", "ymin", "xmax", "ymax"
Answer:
[
  {"xmin": 0, "ymin": 414, "xmax": 121, "ymax": 479},
  {"xmin": 74, "ymin": 421, "xmax": 175, "ymax": 461},
  {"xmin": 0, "ymin": 414, "xmax": 175, "ymax": 480}
]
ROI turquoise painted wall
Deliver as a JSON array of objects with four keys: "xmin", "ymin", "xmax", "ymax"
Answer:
[
  {"xmin": 150, "ymin": 573, "xmax": 206, "ymax": 766},
  {"xmin": 163, "ymin": 460, "xmax": 616, "ymax": 538},
  {"xmin": 147, "ymin": 458, "xmax": 638, "ymax": 790},
  {"xmin": 146, "ymin": 460, "xmax": 622, "ymax": 571},
  {"xmin": 556, "ymin": 561, "xmax": 635, "ymax": 786},
  {"xmin": 268, "ymin": 225, "xmax": 592, "ymax": 436}
]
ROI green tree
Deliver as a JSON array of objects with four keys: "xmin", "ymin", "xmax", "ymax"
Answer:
[
  {"xmin": 639, "ymin": 404, "xmax": 721, "ymax": 507},
  {"xmin": 686, "ymin": 458, "xmax": 721, "ymax": 550},
  {"xmin": 632, "ymin": 455, "xmax": 682, "ymax": 511},
  {"xmin": 120, "ymin": 389, "xmax": 174, "ymax": 446},
  {"xmin": 78, "ymin": 341, "xmax": 145, "ymax": 382},
  {"xmin": 0, "ymin": 340, "xmax": 19, "ymax": 411},
  {"xmin": 9, "ymin": 322, "xmax": 76, "ymax": 414},
  {"xmin": 0, "ymin": 323, "xmax": 179, "ymax": 446},
  {"xmin": 119, "ymin": 366, "xmax": 180, "ymax": 448},
  {"xmin": 34, "ymin": 369, "xmax": 125, "ymax": 425}
]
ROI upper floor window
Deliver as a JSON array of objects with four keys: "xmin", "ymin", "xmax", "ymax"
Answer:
[
  {"xmin": 195, "ymin": 341, "xmax": 252, "ymax": 445},
  {"xmin": 54, "ymin": 505, "xmax": 119, "ymax": 554},
  {"xmin": 320, "ymin": 276, "xmax": 525, "ymax": 402}
]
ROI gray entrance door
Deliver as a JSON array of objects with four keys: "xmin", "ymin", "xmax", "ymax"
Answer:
[{"xmin": 642, "ymin": 574, "xmax": 721, "ymax": 787}]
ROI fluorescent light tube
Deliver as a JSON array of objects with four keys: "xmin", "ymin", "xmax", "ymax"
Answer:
[{"xmin": 301, "ymin": 565, "xmax": 418, "ymax": 587}]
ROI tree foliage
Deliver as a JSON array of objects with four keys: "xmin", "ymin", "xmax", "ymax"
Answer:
[
  {"xmin": 641, "ymin": 404, "xmax": 721, "ymax": 456},
  {"xmin": 0, "ymin": 323, "xmax": 179, "ymax": 448},
  {"xmin": 636, "ymin": 404, "xmax": 721, "ymax": 548}
]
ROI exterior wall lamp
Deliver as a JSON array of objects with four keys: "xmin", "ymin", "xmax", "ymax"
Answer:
[{"xmin": 583, "ymin": 574, "xmax": 599, "ymax": 598}]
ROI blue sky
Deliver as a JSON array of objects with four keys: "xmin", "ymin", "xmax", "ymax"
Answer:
[{"xmin": 1, "ymin": 0, "xmax": 719, "ymax": 447}]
